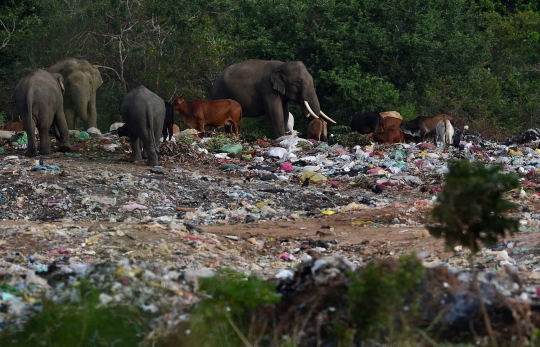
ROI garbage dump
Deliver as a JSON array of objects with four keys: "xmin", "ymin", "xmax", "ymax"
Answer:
[{"xmin": 0, "ymin": 127, "xmax": 539, "ymax": 344}]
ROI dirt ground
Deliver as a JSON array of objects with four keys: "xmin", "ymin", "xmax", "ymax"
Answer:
[{"xmin": 0, "ymin": 139, "xmax": 539, "ymax": 286}]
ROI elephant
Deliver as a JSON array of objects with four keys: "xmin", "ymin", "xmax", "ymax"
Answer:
[
  {"xmin": 210, "ymin": 60, "xmax": 335, "ymax": 138},
  {"xmin": 14, "ymin": 69, "xmax": 71, "ymax": 156},
  {"xmin": 120, "ymin": 85, "xmax": 165, "ymax": 166},
  {"xmin": 46, "ymin": 58, "xmax": 103, "ymax": 130}
]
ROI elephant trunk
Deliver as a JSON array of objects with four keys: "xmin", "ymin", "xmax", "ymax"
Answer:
[{"xmin": 75, "ymin": 101, "xmax": 89, "ymax": 125}]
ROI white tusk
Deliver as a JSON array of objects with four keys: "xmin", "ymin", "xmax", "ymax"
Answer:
[
  {"xmin": 303, "ymin": 100, "xmax": 319, "ymax": 119},
  {"xmin": 319, "ymin": 111, "xmax": 336, "ymax": 124}
]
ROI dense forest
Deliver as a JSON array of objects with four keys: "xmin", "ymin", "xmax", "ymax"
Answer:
[{"xmin": 0, "ymin": 0, "xmax": 539, "ymax": 136}]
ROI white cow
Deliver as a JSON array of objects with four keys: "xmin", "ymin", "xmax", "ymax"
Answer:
[
  {"xmin": 285, "ymin": 112, "xmax": 294, "ymax": 134},
  {"xmin": 109, "ymin": 122, "xmax": 125, "ymax": 133},
  {"xmin": 435, "ymin": 119, "xmax": 454, "ymax": 149}
]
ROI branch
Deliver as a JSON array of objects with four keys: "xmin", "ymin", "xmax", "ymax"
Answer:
[
  {"xmin": 93, "ymin": 64, "xmax": 123, "ymax": 83},
  {"xmin": 521, "ymin": 63, "xmax": 540, "ymax": 73},
  {"xmin": 0, "ymin": 19, "xmax": 13, "ymax": 49}
]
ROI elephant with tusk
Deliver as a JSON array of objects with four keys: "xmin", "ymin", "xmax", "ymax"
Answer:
[
  {"xmin": 47, "ymin": 58, "xmax": 103, "ymax": 130},
  {"xmin": 210, "ymin": 60, "xmax": 335, "ymax": 138}
]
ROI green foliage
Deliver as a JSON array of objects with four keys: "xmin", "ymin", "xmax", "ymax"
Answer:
[
  {"xmin": 0, "ymin": 111, "xmax": 9, "ymax": 124},
  {"xmin": 95, "ymin": 80, "xmax": 125, "ymax": 132},
  {"xmin": 189, "ymin": 268, "xmax": 281, "ymax": 346},
  {"xmin": 329, "ymin": 125, "xmax": 352, "ymax": 135},
  {"xmin": 2, "ymin": 0, "xmax": 540, "ymax": 136},
  {"xmin": 319, "ymin": 65, "xmax": 399, "ymax": 124},
  {"xmin": 203, "ymin": 134, "xmax": 234, "ymax": 152},
  {"xmin": 0, "ymin": 280, "xmax": 148, "ymax": 346},
  {"xmin": 427, "ymin": 160, "xmax": 519, "ymax": 253},
  {"xmin": 240, "ymin": 116, "xmax": 275, "ymax": 140},
  {"xmin": 328, "ymin": 132, "xmax": 371, "ymax": 148},
  {"xmin": 345, "ymin": 254, "xmax": 426, "ymax": 342}
]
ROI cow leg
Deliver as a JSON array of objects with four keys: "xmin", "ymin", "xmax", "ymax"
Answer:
[
  {"xmin": 224, "ymin": 124, "xmax": 232, "ymax": 133},
  {"xmin": 196, "ymin": 120, "xmax": 205, "ymax": 133}
]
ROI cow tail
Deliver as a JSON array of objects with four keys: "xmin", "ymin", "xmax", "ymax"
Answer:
[{"xmin": 237, "ymin": 107, "xmax": 242, "ymax": 135}]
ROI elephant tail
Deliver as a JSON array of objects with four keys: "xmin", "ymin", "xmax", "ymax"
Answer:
[
  {"xmin": 147, "ymin": 110, "xmax": 160, "ymax": 156},
  {"xmin": 26, "ymin": 95, "xmax": 36, "ymax": 134}
]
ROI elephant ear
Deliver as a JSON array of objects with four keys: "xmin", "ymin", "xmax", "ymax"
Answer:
[
  {"xmin": 271, "ymin": 69, "xmax": 286, "ymax": 95},
  {"xmin": 91, "ymin": 66, "xmax": 103, "ymax": 90}
]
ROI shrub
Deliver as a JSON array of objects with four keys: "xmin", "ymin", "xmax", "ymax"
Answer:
[
  {"xmin": 345, "ymin": 254, "xmax": 426, "ymax": 342},
  {"xmin": 0, "ymin": 280, "xmax": 148, "ymax": 347},
  {"xmin": 427, "ymin": 160, "xmax": 519, "ymax": 253},
  {"xmin": 189, "ymin": 269, "xmax": 281, "ymax": 346},
  {"xmin": 328, "ymin": 132, "xmax": 371, "ymax": 148}
]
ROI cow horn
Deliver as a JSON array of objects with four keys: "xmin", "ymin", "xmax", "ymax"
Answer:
[
  {"xmin": 319, "ymin": 111, "xmax": 336, "ymax": 124},
  {"xmin": 303, "ymin": 100, "xmax": 319, "ymax": 119}
]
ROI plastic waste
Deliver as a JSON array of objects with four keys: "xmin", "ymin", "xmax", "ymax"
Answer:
[
  {"xmin": 394, "ymin": 149, "xmax": 407, "ymax": 160},
  {"xmin": 9, "ymin": 131, "xmax": 27, "ymax": 145},
  {"xmin": 255, "ymin": 201, "xmax": 275, "ymax": 208},
  {"xmin": 300, "ymin": 171, "xmax": 327, "ymax": 184},
  {"xmin": 219, "ymin": 164, "xmax": 242, "ymax": 170},
  {"xmin": 0, "ymin": 130, "xmax": 14, "ymax": 139},
  {"xmin": 31, "ymin": 165, "xmax": 60, "ymax": 172},
  {"xmin": 120, "ymin": 201, "xmax": 148, "ymax": 211},
  {"xmin": 280, "ymin": 162, "xmax": 293, "ymax": 172},
  {"xmin": 81, "ymin": 195, "xmax": 117, "ymax": 206},
  {"xmin": 267, "ymin": 147, "xmax": 288, "ymax": 159},
  {"xmin": 219, "ymin": 143, "xmax": 242, "ymax": 154},
  {"xmin": 341, "ymin": 202, "xmax": 365, "ymax": 212},
  {"xmin": 77, "ymin": 131, "xmax": 90, "ymax": 139}
]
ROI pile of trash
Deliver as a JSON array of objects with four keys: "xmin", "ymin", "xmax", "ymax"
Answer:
[
  {"xmin": 1, "ymin": 126, "xmax": 540, "ymax": 344},
  {"xmin": 0, "ymin": 254, "xmax": 537, "ymax": 345}
]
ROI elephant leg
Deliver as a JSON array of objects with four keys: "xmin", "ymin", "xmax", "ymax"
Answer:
[
  {"xmin": 64, "ymin": 108, "xmax": 76, "ymax": 130},
  {"xmin": 266, "ymin": 98, "xmax": 287, "ymax": 138},
  {"xmin": 141, "ymin": 135, "xmax": 148, "ymax": 159},
  {"xmin": 130, "ymin": 137, "xmax": 143, "ymax": 163},
  {"xmin": 143, "ymin": 140, "xmax": 159, "ymax": 166},
  {"xmin": 154, "ymin": 122, "xmax": 162, "ymax": 156},
  {"xmin": 88, "ymin": 92, "xmax": 98, "ymax": 129},
  {"xmin": 53, "ymin": 107, "xmax": 71, "ymax": 152},
  {"xmin": 23, "ymin": 116, "xmax": 38, "ymax": 157},
  {"xmin": 38, "ymin": 121, "xmax": 52, "ymax": 155}
]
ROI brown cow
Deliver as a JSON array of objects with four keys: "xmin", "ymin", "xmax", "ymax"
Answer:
[
  {"xmin": 307, "ymin": 119, "xmax": 327, "ymax": 141},
  {"xmin": 401, "ymin": 114, "xmax": 454, "ymax": 144},
  {"xmin": 373, "ymin": 128, "xmax": 404, "ymax": 144},
  {"xmin": 381, "ymin": 116, "xmax": 402, "ymax": 130},
  {"xmin": 172, "ymin": 124, "xmax": 180, "ymax": 136},
  {"xmin": 170, "ymin": 96, "xmax": 242, "ymax": 135},
  {"xmin": 373, "ymin": 116, "xmax": 404, "ymax": 144},
  {"xmin": 0, "ymin": 121, "xmax": 24, "ymax": 132}
]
